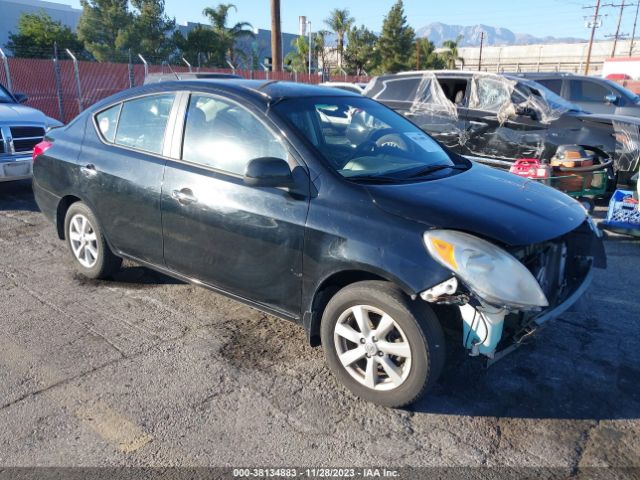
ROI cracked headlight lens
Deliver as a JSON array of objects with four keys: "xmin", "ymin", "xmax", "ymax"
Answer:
[{"xmin": 424, "ymin": 230, "xmax": 549, "ymax": 310}]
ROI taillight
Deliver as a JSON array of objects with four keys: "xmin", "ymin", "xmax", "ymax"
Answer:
[{"xmin": 32, "ymin": 140, "xmax": 53, "ymax": 162}]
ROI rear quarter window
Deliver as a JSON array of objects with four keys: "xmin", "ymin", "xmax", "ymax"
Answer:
[{"xmin": 95, "ymin": 103, "xmax": 122, "ymax": 143}]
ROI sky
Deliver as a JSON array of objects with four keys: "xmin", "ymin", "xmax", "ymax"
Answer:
[{"xmin": 61, "ymin": 0, "xmax": 640, "ymax": 42}]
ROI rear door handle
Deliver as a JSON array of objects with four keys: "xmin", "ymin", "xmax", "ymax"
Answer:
[
  {"xmin": 80, "ymin": 164, "xmax": 97, "ymax": 177},
  {"xmin": 171, "ymin": 188, "xmax": 197, "ymax": 205}
]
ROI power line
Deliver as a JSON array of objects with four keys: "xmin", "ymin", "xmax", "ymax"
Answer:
[
  {"xmin": 584, "ymin": 0, "xmax": 603, "ymax": 74},
  {"xmin": 629, "ymin": 0, "xmax": 640, "ymax": 54},
  {"xmin": 603, "ymin": 0, "xmax": 637, "ymax": 57}
]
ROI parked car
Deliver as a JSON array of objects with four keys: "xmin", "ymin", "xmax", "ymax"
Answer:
[
  {"xmin": 32, "ymin": 80, "xmax": 605, "ymax": 407},
  {"xmin": 319, "ymin": 82, "xmax": 365, "ymax": 94},
  {"xmin": 364, "ymin": 70, "xmax": 640, "ymax": 184},
  {"xmin": 0, "ymin": 83, "xmax": 62, "ymax": 182},
  {"xmin": 518, "ymin": 72, "xmax": 640, "ymax": 116}
]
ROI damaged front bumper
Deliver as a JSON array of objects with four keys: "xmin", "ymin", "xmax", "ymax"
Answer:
[
  {"xmin": 420, "ymin": 219, "xmax": 604, "ymax": 365},
  {"xmin": 485, "ymin": 266, "xmax": 593, "ymax": 366}
]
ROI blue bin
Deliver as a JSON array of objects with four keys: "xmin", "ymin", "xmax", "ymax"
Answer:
[{"xmin": 600, "ymin": 189, "xmax": 640, "ymax": 237}]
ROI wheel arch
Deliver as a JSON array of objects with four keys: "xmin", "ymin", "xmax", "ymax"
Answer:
[
  {"xmin": 56, "ymin": 194, "xmax": 82, "ymax": 239},
  {"xmin": 56, "ymin": 195, "xmax": 115, "ymax": 253},
  {"xmin": 304, "ymin": 268, "xmax": 416, "ymax": 347}
]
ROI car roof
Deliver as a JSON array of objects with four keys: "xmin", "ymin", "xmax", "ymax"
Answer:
[
  {"xmin": 143, "ymin": 72, "xmax": 242, "ymax": 84},
  {"xmin": 88, "ymin": 79, "xmax": 359, "ymax": 113},
  {"xmin": 372, "ymin": 70, "xmax": 494, "ymax": 81},
  {"xmin": 516, "ymin": 72, "xmax": 577, "ymax": 78}
]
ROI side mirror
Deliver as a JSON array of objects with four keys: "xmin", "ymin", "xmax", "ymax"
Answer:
[
  {"xmin": 244, "ymin": 157, "xmax": 293, "ymax": 188},
  {"xmin": 13, "ymin": 93, "xmax": 28, "ymax": 104},
  {"xmin": 605, "ymin": 94, "xmax": 619, "ymax": 105},
  {"xmin": 515, "ymin": 105, "xmax": 538, "ymax": 120}
]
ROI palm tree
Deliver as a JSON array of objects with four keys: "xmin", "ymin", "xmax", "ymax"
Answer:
[
  {"xmin": 285, "ymin": 36, "xmax": 309, "ymax": 72},
  {"xmin": 313, "ymin": 30, "xmax": 330, "ymax": 74},
  {"xmin": 440, "ymin": 35, "xmax": 464, "ymax": 69},
  {"xmin": 202, "ymin": 3, "xmax": 254, "ymax": 66},
  {"xmin": 324, "ymin": 8, "xmax": 354, "ymax": 68}
]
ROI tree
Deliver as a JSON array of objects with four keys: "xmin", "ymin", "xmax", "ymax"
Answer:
[
  {"xmin": 126, "ymin": 0, "xmax": 176, "ymax": 61},
  {"xmin": 413, "ymin": 37, "xmax": 445, "ymax": 70},
  {"xmin": 202, "ymin": 3, "xmax": 254, "ymax": 66},
  {"xmin": 439, "ymin": 35, "xmax": 464, "ymax": 69},
  {"xmin": 312, "ymin": 30, "xmax": 330, "ymax": 74},
  {"xmin": 285, "ymin": 36, "xmax": 309, "ymax": 72},
  {"xmin": 6, "ymin": 11, "xmax": 84, "ymax": 58},
  {"xmin": 77, "ymin": 0, "xmax": 132, "ymax": 62},
  {"xmin": 324, "ymin": 8, "xmax": 354, "ymax": 68},
  {"xmin": 377, "ymin": 0, "xmax": 414, "ymax": 73},
  {"xmin": 343, "ymin": 25, "xmax": 379, "ymax": 75},
  {"xmin": 173, "ymin": 25, "xmax": 220, "ymax": 67},
  {"xmin": 270, "ymin": 0, "xmax": 282, "ymax": 72}
]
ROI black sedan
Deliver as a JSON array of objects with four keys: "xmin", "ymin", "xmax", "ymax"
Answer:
[
  {"xmin": 365, "ymin": 71, "xmax": 640, "ymax": 184},
  {"xmin": 32, "ymin": 80, "xmax": 605, "ymax": 407}
]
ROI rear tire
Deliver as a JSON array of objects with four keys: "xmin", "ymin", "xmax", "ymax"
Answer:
[
  {"xmin": 64, "ymin": 202, "xmax": 121, "ymax": 279},
  {"xmin": 320, "ymin": 281, "xmax": 445, "ymax": 408}
]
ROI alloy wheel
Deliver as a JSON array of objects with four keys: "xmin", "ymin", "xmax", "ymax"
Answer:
[
  {"xmin": 68, "ymin": 213, "xmax": 99, "ymax": 268},
  {"xmin": 333, "ymin": 305, "xmax": 412, "ymax": 391}
]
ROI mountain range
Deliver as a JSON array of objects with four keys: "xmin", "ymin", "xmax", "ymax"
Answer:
[{"xmin": 416, "ymin": 22, "xmax": 586, "ymax": 47}]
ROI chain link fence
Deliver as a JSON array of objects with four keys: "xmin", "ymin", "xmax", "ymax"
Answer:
[{"xmin": 0, "ymin": 53, "xmax": 369, "ymax": 124}]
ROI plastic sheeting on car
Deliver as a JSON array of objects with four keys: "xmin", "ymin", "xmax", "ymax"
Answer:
[
  {"xmin": 409, "ymin": 73, "xmax": 459, "ymax": 120},
  {"xmin": 612, "ymin": 120, "xmax": 640, "ymax": 172},
  {"xmin": 468, "ymin": 73, "xmax": 568, "ymax": 125}
]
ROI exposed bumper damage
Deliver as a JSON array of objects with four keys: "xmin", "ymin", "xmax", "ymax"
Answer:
[{"xmin": 421, "ymin": 219, "xmax": 606, "ymax": 364}]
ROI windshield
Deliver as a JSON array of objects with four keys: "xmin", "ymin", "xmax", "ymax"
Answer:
[
  {"xmin": 273, "ymin": 96, "xmax": 465, "ymax": 181},
  {"xmin": 0, "ymin": 84, "xmax": 15, "ymax": 104}
]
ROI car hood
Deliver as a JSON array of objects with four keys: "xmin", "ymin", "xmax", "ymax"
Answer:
[
  {"xmin": 366, "ymin": 163, "xmax": 587, "ymax": 247},
  {"xmin": 0, "ymin": 103, "xmax": 50, "ymax": 124}
]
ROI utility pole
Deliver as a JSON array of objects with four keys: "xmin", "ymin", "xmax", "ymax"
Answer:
[
  {"xmin": 478, "ymin": 31, "xmax": 485, "ymax": 70},
  {"xmin": 270, "ymin": 0, "xmax": 282, "ymax": 72},
  {"xmin": 416, "ymin": 41, "xmax": 420, "ymax": 70},
  {"xmin": 630, "ymin": 1, "xmax": 640, "ymax": 55},
  {"xmin": 308, "ymin": 21, "xmax": 312, "ymax": 76},
  {"xmin": 605, "ymin": 0, "xmax": 632, "ymax": 57},
  {"xmin": 584, "ymin": 0, "xmax": 603, "ymax": 74}
]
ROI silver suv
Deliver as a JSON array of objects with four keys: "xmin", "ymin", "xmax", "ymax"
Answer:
[
  {"xmin": 0, "ymin": 84, "xmax": 62, "ymax": 182},
  {"xmin": 518, "ymin": 72, "xmax": 640, "ymax": 116}
]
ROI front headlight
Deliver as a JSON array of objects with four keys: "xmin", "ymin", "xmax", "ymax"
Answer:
[{"xmin": 424, "ymin": 230, "xmax": 548, "ymax": 310}]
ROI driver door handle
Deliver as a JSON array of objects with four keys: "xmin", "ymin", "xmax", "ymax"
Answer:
[{"xmin": 171, "ymin": 188, "xmax": 197, "ymax": 205}]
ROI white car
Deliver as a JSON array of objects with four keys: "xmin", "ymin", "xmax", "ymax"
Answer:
[{"xmin": 0, "ymin": 84, "xmax": 62, "ymax": 182}]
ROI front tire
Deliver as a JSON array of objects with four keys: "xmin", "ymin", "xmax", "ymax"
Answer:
[
  {"xmin": 64, "ymin": 202, "xmax": 121, "ymax": 279},
  {"xmin": 320, "ymin": 281, "xmax": 445, "ymax": 408}
]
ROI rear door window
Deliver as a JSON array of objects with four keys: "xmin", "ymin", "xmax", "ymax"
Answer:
[
  {"xmin": 114, "ymin": 94, "xmax": 176, "ymax": 154},
  {"xmin": 374, "ymin": 78, "xmax": 421, "ymax": 102}
]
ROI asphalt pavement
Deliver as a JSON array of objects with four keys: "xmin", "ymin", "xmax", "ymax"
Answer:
[{"xmin": 0, "ymin": 179, "xmax": 639, "ymax": 477}]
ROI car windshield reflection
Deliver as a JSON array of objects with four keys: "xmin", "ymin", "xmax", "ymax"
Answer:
[{"xmin": 273, "ymin": 96, "xmax": 466, "ymax": 181}]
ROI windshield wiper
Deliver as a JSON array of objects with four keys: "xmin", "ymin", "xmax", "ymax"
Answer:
[
  {"xmin": 405, "ymin": 164, "xmax": 468, "ymax": 178},
  {"xmin": 346, "ymin": 174, "xmax": 405, "ymax": 184}
]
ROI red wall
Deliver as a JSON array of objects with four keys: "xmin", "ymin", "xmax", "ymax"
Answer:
[{"xmin": 1, "ymin": 58, "xmax": 368, "ymax": 123}]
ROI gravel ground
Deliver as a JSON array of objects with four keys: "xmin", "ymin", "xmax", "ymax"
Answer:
[{"xmin": 0, "ymin": 179, "xmax": 639, "ymax": 476}]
